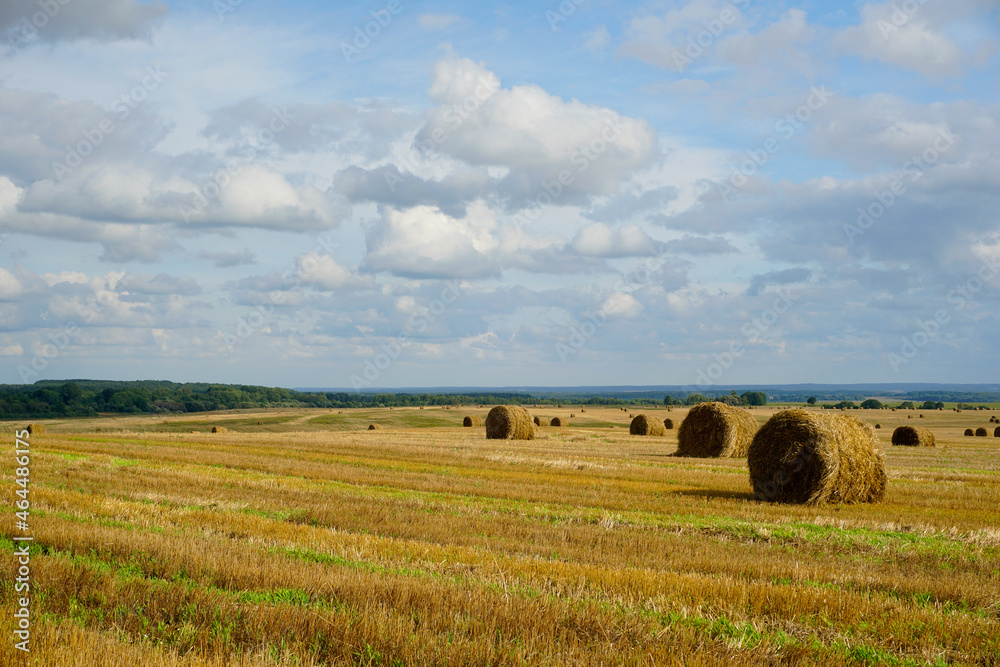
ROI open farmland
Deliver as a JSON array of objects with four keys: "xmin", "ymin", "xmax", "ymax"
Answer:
[{"xmin": 2, "ymin": 406, "xmax": 999, "ymax": 666}]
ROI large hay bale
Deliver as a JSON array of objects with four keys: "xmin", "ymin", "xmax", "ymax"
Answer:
[
  {"xmin": 463, "ymin": 415, "xmax": 482, "ymax": 427},
  {"xmin": 485, "ymin": 406, "xmax": 535, "ymax": 440},
  {"xmin": 891, "ymin": 425, "xmax": 934, "ymax": 447},
  {"xmin": 975, "ymin": 427, "xmax": 988, "ymax": 437},
  {"xmin": 26, "ymin": 423, "xmax": 45, "ymax": 434},
  {"xmin": 663, "ymin": 418, "xmax": 675, "ymax": 430},
  {"xmin": 964, "ymin": 428, "xmax": 974, "ymax": 436},
  {"xmin": 676, "ymin": 402, "xmax": 757, "ymax": 457},
  {"xmin": 550, "ymin": 417, "xmax": 564, "ymax": 427},
  {"xmin": 368, "ymin": 424, "xmax": 382, "ymax": 430},
  {"xmin": 630, "ymin": 414, "xmax": 666, "ymax": 436},
  {"xmin": 748, "ymin": 408, "xmax": 886, "ymax": 505},
  {"xmin": 533, "ymin": 416, "xmax": 542, "ymax": 426},
  {"xmin": 211, "ymin": 426, "xmax": 228, "ymax": 434}
]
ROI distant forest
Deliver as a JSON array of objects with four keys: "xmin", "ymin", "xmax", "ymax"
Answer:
[{"xmin": 0, "ymin": 380, "xmax": 997, "ymax": 420}]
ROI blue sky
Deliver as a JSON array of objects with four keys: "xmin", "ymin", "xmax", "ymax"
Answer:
[{"xmin": 0, "ymin": 0, "xmax": 998, "ymax": 389}]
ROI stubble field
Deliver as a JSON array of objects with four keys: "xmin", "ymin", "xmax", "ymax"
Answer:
[{"xmin": 2, "ymin": 405, "xmax": 999, "ymax": 666}]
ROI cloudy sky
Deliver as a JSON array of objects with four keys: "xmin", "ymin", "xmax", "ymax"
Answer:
[{"xmin": 1, "ymin": 0, "xmax": 998, "ymax": 389}]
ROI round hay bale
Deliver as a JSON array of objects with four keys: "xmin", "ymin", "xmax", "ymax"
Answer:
[
  {"xmin": 550, "ymin": 417, "xmax": 564, "ymax": 427},
  {"xmin": 891, "ymin": 425, "xmax": 934, "ymax": 447},
  {"xmin": 995, "ymin": 426, "xmax": 1000, "ymax": 437},
  {"xmin": 211, "ymin": 426, "xmax": 227, "ymax": 434},
  {"xmin": 919, "ymin": 414, "xmax": 924, "ymax": 418},
  {"xmin": 580, "ymin": 409, "xmax": 585, "ymax": 412},
  {"xmin": 663, "ymin": 418, "xmax": 675, "ymax": 429},
  {"xmin": 676, "ymin": 402, "xmax": 757, "ymax": 458},
  {"xmin": 570, "ymin": 413, "xmax": 575, "ymax": 418},
  {"xmin": 975, "ymin": 427, "xmax": 988, "ymax": 437},
  {"xmin": 26, "ymin": 423, "xmax": 46, "ymax": 435},
  {"xmin": 485, "ymin": 406, "xmax": 535, "ymax": 440},
  {"xmin": 630, "ymin": 414, "xmax": 666, "ymax": 436},
  {"xmin": 463, "ymin": 415, "xmax": 482, "ymax": 427},
  {"xmin": 875, "ymin": 424, "xmax": 881, "ymax": 429},
  {"xmin": 368, "ymin": 424, "xmax": 382, "ymax": 431},
  {"xmin": 533, "ymin": 416, "xmax": 542, "ymax": 426},
  {"xmin": 907, "ymin": 414, "xmax": 912, "ymax": 419},
  {"xmin": 964, "ymin": 428, "xmax": 974, "ymax": 436},
  {"xmin": 748, "ymin": 408, "xmax": 886, "ymax": 505}
]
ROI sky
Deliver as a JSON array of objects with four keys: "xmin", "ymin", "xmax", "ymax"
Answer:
[{"xmin": 0, "ymin": 0, "xmax": 998, "ymax": 390}]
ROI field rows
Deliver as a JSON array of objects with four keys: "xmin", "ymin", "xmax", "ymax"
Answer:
[{"xmin": 2, "ymin": 408, "xmax": 999, "ymax": 665}]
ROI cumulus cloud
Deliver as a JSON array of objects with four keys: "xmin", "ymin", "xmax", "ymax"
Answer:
[
  {"xmin": 0, "ymin": 267, "xmax": 24, "ymax": 300},
  {"xmin": 295, "ymin": 252, "xmax": 374, "ymax": 291},
  {"xmin": 833, "ymin": 2, "xmax": 967, "ymax": 77},
  {"xmin": 414, "ymin": 57, "xmax": 658, "ymax": 206},
  {"xmin": 570, "ymin": 223, "xmax": 661, "ymax": 258},
  {"xmin": 618, "ymin": 0, "xmax": 748, "ymax": 70},
  {"xmin": 364, "ymin": 201, "xmax": 501, "ymax": 279},
  {"xmin": 601, "ymin": 292, "xmax": 643, "ymax": 318}
]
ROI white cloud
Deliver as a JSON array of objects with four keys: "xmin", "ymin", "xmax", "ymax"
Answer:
[
  {"xmin": 833, "ymin": 3, "xmax": 967, "ymax": 77},
  {"xmin": 618, "ymin": 0, "xmax": 747, "ymax": 70},
  {"xmin": 716, "ymin": 9, "xmax": 813, "ymax": 66},
  {"xmin": 364, "ymin": 201, "xmax": 501, "ymax": 279},
  {"xmin": 0, "ymin": 176, "xmax": 22, "ymax": 215},
  {"xmin": 600, "ymin": 292, "xmax": 643, "ymax": 319},
  {"xmin": 0, "ymin": 268, "xmax": 24, "ymax": 300},
  {"xmin": 571, "ymin": 223, "xmax": 660, "ymax": 257},
  {"xmin": 295, "ymin": 252, "xmax": 373, "ymax": 291},
  {"xmin": 416, "ymin": 57, "xmax": 658, "ymax": 203}
]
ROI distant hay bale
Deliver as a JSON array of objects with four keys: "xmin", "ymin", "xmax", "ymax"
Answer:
[
  {"xmin": 580, "ymin": 408, "xmax": 586, "ymax": 412},
  {"xmin": 995, "ymin": 426, "xmax": 1000, "ymax": 437},
  {"xmin": 550, "ymin": 417, "xmax": 563, "ymax": 427},
  {"xmin": 26, "ymin": 423, "xmax": 45, "ymax": 434},
  {"xmin": 533, "ymin": 416, "xmax": 542, "ymax": 426},
  {"xmin": 630, "ymin": 414, "xmax": 666, "ymax": 436},
  {"xmin": 485, "ymin": 406, "xmax": 535, "ymax": 440},
  {"xmin": 257, "ymin": 421, "xmax": 263, "ymax": 425},
  {"xmin": 919, "ymin": 414, "xmax": 924, "ymax": 418},
  {"xmin": 964, "ymin": 428, "xmax": 974, "ymax": 436},
  {"xmin": 975, "ymin": 427, "xmax": 988, "ymax": 437},
  {"xmin": 907, "ymin": 415, "xmax": 912, "ymax": 419},
  {"xmin": 663, "ymin": 418, "xmax": 675, "ymax": 430},
  {"xmin": 748, "ymin": 408, "xmax": 886, "ymax": 505},
  {"xmin": 891, "ymin": 425, "xmax": 935, "ymax": 447},
  {"xmin": 676, "ymin": 402, "xmax": 757, "ymax": 458},
  {"xmin": 570, "ymin": 413, "xmax": 575, "ymax": 418},
  {"xmin": 211, "ymin": 426, "xmax": 227, "ymax": 434},
  {"xmin": 875, "ymin": 424, "xmax": 881, "ymax": 429},
  {"xmin": 463, "ymin": 415, "xmax": 482, "ymax": 427},
  {"xmin": 368, "ymin": 424, "xmax": 382, "ymax": 430}
]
